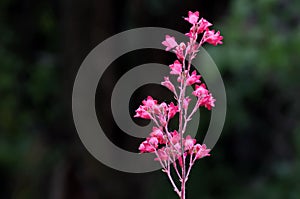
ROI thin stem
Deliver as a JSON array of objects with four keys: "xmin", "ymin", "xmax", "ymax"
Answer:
[
  {"xmin": 185, "ymin": 154, "xmax": 194, "ymax": 182},
  {"xmin": 173, "ymin": 161, "xmax": 182, "ymax": 180},
  {"xmin": 154, "ymin": 150, "xmax": 166, "ymax": 170},
  {"xmin": 149, "ymin": 113, "xmax": 160, "ymax": 127},
  {"xmin": 187, "ymin": 98, "xmax": 200, "ymax": 121},
  {"xmin": 167, "ymin": 158, "xmax": 181, "ymax": 197}
]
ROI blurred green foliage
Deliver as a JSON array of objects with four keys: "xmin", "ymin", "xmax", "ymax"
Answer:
[{"xmin": 0, "ymin": 1, "xmax": 61, "ymax": 198}]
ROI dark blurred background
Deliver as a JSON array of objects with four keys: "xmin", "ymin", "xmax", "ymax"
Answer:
[{"xmin": 1, "ymin": 0, "xmax": 300, "ymax": 198}]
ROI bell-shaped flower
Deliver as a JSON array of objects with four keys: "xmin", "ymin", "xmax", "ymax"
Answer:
[{"xmin": 162, "ymin": 35, "xmax": 178, "ymax": 51}]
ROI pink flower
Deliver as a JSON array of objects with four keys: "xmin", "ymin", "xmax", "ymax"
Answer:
[
  {"xmin": 198, "ymin": 93, "xmax": 215, "ymax": 110},
  {"xmin": 203, "ymin": 30, "xmax": 223, "ymax": 46},
  {"xmin": 134, "ymin": 96, "xmax": 161, "ymax": 119},
  {"xmin": 169, "ymin": 60, "xmax": 182, "ymax": 75},
  {"xmin": 168, "ymin": 102, "xmax": 178, "ymax": 119},
  {"xmin": 161, "ymin": 77, "xmax": 176, "ymax": 93},
  {"xmin": 134, "ymin": 105, "xmax": 151, "ymax": 119},
  {"xmin": 162, "ymin": 35, "xmax": 178, "ymax": 51},
  {"xmin": 174, "ymin": 42, "xmax": 186, "ymax": 61},
  {"xmin": 192, "ymin": 84, "xmax": 216, "ymax": 110},
  {"xmin": 185, "ymin": 25, "xmax": 197, "ymax": 40},
  {"xmin": 170, "ymin": 130, "xmax": 180, "ymax": 144},
  {"xmin": 184, "ymin": 135, "xmax": 196, "ymax": 151},
  {"xmin": 139, "ymin": 140, "xmax": 156, "ymax": 153},
  {"xmin": 197, "ymin": 18, "xmax": 212, "ymax": 33},
  {"xmin": 192, "ymin": 83, "xmax": 209, "ymax": 97},
  {"xmin": 185, "ymin": 32, "xmax": 194, "ymax": 40},
  {"xmin": 148, "ymin": 137, "xmax": 159, "ymax": 148},
  {"xmin": 186, "ymin": 70, "xmax": 201, "ymax": 86},
  {"xmin": 184, "ymin": 11, "xmax": 199, "ymax": 24},
  {"xmin": 194, "ymin": 144, "xmax": 211, "ymax": 159},
  {"xmin": 158, "ymin": 114, "xmax": 167, "ymax": 127},
  {"xmin": 155, "ymin": 148, "xmax": 169, "ymax": 161},
  {"xmin": 158, "ymin": 102, "xmax": 168, "ymax": 115},
  {"xmin": 183, "ymin": 97, "xmax": 191, "ymax": 110},
  {"xmin": 150, "ymin": 127, "xmax": 165, "ymax": 144},
  {"xmin": 142, "ymin": 96, "xmax": 157, "ymax": 107}
]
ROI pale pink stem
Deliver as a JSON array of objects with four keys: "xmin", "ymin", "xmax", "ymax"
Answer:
[
  {"xmin": 167, "ymin": 171, "xmax": 181, "ymax": 197},
  {"xmin": 154, "ymin": 150, "xmax": 166, "ymax": 170},
  {"xmin": 149, "ymin": 113, "xmax": 160, "ymax": 127},
  {"xmin": 179, "ymin": 42, "xmax": 200, "ymax": 198},
  {"xmin": 185, "ymin": 154, "xmax": 194, "ymax": 182},
  {"xmin": 167, "ymin": 158, "xmax": 181, "ymax": 197},
  {"xmin": 173, "ymin": 162, "xmax": 182, "ymax": 180},
  {"xmin": 187, "ymin": 98, "xmax": 201, "ymax": 121}
]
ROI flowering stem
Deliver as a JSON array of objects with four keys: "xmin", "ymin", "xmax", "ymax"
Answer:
[{"xmin": 136, "ymin": 10, "xmax": 222, "ymax": 199}]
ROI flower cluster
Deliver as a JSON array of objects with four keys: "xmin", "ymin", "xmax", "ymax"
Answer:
[
  {"xmin": 134, "ymin": 96, "xmax": 178, "ymax": 127},
  {"xmin": 139, "ymin": 127, "xmax": 210, "ymax": 160},
  {"xmin": 135, "ymin": 11, "xmax": 223, "ymax": 199}
]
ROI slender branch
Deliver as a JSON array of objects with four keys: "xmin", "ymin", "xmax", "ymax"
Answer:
[
  {"xmin": 173, "ymin": 161, "xmax": 182, "ymax": 180},
  {"xmin": 185, "ymin": 154, "xmax": 194, "ymax": 182},
  {"xmin": 167, "ymin": 157, "xmax": 181, "ymax": 196},
  {"xmin": 154, "ymin": 150, "xmax": 166, "ymax": 170},
  {"xmin": 149, "ymin": 113, "xmax": 160, "ymax": 127}
]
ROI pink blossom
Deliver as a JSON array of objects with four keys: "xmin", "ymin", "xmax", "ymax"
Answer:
[
  {"xmin": 161, "ymin": 77, "xmax": 176, "ymax": 93},
  {"xmin": 162, "ymin": 35, "xmax": 178, "ymax": 51},
  {"xmin": 192, "ymin": 84, "xmax": 216, "ymax": 110},
  {"xmin": 134, "ymin": 96, "xmax": 160, "ymax": 119},
  {"xmin": 184, "ymin": 135, "xmax": 196, "ymax": 151},
  {"xmin": 184, "ymin": 11, "xmax": 199, "ymax": 24},
  {"xmin": 169, "ymin": 60, "xmax": 182, "ymax": 75},
  {"xmin": 155, "ymin": 148, "xmax": 168, "ymax": 161},
  {"xmin": 186, "ymin": 70, "xmax": 201, "ymax": 86},
  {"xmin": 158, "ymin": 102, "xmax": 168, "ymax": 115},
  {"xmin": 170, "ymin": 130, "xmax": 180, "ymax": 144},
  {"xmin": 197, "ymin": 18, "xmax": 212, "ymax": 33},
  {"xmin": 158, "ymin": 114, "xmax": 167, "ymax": 127},
  {"xmin": 183, "ymin": 97, "xmax": 191, "ymax": 110},
  {"xmin": 174, "ymin": 143, "xmax": 182, "ymax": 153},
  {"xmin": 192, "ymin": 83, "xmax": 209, "ymax": 97},
  {"xmin": 150, "ymin": 127, "xmax": 165, "ymax": 144},
  {"xmin": 198, "ymin": 93, "xmax": 216, "ymax": 110},
  {"xmin": 148, "ymin": 137, "xmax": 159, "ymax": 148},
  {"xmin": 203, "ymin": 30, "xmax": 223, "ymax": 46},
  {"xmin": 134, "ymin": 105, "xmax": 151, "ymax": 119},
  {"xmin": 168, "ymin": 102, "xmax": 178, "ymax": 119},
  {"xmin": 139, "ymin": 140, "xmax": 156, "ymax": 153},
  {"xmin": 142, "ymin": 96, "xmax": 157, "ymax": 107},
  {"xmin": 155, "ymin": 102, "xmax": 168, "ymax": 126},
  {"xmin": 185, "ymin": 25, "xmax": 197, "ymax": 40},
  {"xmin": 173, "ymin": 43, "xmax": 186, "ymax": 61},
  {"xmin": 194, "ymin": 144, "xmax": 211, "ymax": 159}
]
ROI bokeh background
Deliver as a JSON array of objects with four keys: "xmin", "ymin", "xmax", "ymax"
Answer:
[{"xmin": 1, "ymin": 0, "xmax": 300, "ymax": 198}]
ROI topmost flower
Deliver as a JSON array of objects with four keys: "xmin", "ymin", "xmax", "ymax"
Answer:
[{"xmin": 184, "ymin": 11, "xmax": 199, "ymax": 24}]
